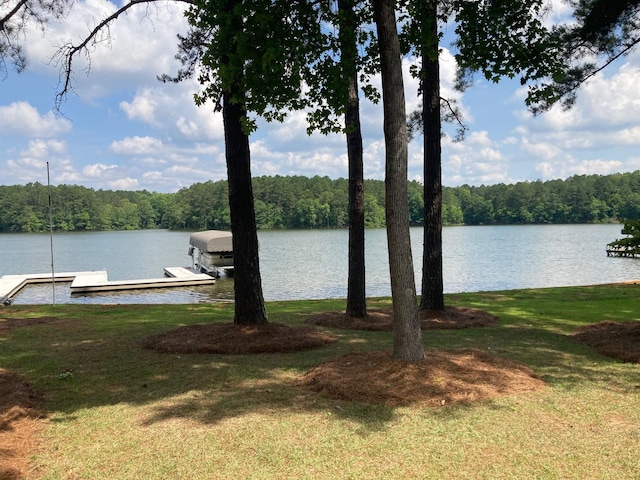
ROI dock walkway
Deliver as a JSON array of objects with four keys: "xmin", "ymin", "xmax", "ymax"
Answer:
[
  {"xmin": 1, "ymin": 267, "xmax": 215, "ymax": 304},
  {"xmin": 1, "ymin": 271, "xmax": 85, "ymax": 304}
]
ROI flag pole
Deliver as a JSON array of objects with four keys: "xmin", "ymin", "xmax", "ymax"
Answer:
[{"xmin": 47, "ymin": 162, "xmax": 56, "ymax": 306}]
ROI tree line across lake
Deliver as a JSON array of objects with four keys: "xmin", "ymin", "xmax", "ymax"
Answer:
[{"xmin": 2, "ymin": 170, "xmax": 640, "ymax": 233}]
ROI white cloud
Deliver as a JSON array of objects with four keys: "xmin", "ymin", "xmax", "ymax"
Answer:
[
  {"xmin": 544, "ymin": 0, "xmax": 575, "ymax": 27},
  {"xmin": 518, "ymin": 52, "xmax": 640, "ymax": 136},
  {"xmin": 108, "ymin": 177, "xmax": 139, "ymax": 190},
  {"xmin": 535, "ymin": 159, "xmax": 625, "ymax": 181},
  {"xmin": 6, "ymin": 158, "xmax": 47, "ymax": 175},
  {"xmin": 269, "ymin": 111, "xmax": 310, "ymax": 142},
  {"xmin": 0, "ymin": 102, "xmax": 72, "ymax": 137},
  {"xmin": 137, "ymin": 156, "xmax": 166, "ymax": 166},
  {"xmin": 119, "ymin": 82, "xmax": 225, "ymax": 142},
  {"xmin": 2, "ymin": 140, "xmax": 74, "ymax": 184},
  {"xmin": 612, "ymin": 126, "xmax": 640, "ymax": 146},
  {"xmin": 491, "ymin": 47, "xmax": 640, "ymax": 184},
  {"xmin": 110, "ymin": 136, "xmax": 164, "ymax": 155},
  {"xmin": 82, "ymin": 163, "xmax": 118, "ymax": 177},
  {"xmin": 572, "ymin": 159, "xmax": 624, "ymax": 176},
  {"xmin": 439, "ymin": 49, "xmax": 460, "ymax": 100},
  {"xmin": 164, "ymin": 163, "xmax": 218, "ymax": 183},
  {"xmin": 56, "ymin": 170, "xmax": 84, "ymax": 184},
  {"xmin": 466, "ymin": 131, "xmax": 493, "ymax": 147},
  {"xmin": 120, "ymin": 92, "xmax": 159, "ymax": 125},
  {"xmin": 442, "ymin": 131, "xmax": 510, "ymax": 185},
  {"xmin": 535, "ymin": 162, "xmax": 555, "ymax": 179},
  {"xmin": 176, "ymin": 117, "xmax": 199, "ymax": 137},
  {"xmin": 24, "ymin": 0, "xmax": 191, "ymax": 99},
  {"xmin": 520, "ymin": 138, "xmax": 563, "ymax": 161},
  {"xmin": 22, "ymin": 139, "xmax": 66, "ymax": 158}
]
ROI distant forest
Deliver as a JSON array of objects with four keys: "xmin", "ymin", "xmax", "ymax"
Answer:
[{"xmin": 2, "ymin": 171, "xmax": 640, "ymax": 233}]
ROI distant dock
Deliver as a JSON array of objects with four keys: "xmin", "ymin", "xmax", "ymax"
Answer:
[
  {"xmin": 606, "ymin": 247, "xmax": 640, "ymax": 258},
  {"xmin": 1, "ymin": 267, "xmax": 216, "ymax": 304}
]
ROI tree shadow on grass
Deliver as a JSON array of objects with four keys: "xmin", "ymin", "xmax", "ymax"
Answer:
[
  {"xmin": 471, "ymin": 325, "xmax": 640, "ymax": 393},
  {"xmin": 136, "ymin": 373, "xmax": 399, "ymax": 435},
  {"xmin": 3, "ymin": 294, "xmax": 640, "ymax": 477}
]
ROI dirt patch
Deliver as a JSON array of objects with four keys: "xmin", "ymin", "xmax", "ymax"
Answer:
[
  {"xmin": 573, "ymin": 321, "xmax": 640, "ymax": 362},
  {"xmin": 0, "ymin": 370, "xmax": 45, "ymax": 480},
  {"xmin": 300, "ymin": 349, "xmax": 545, "ymax": 407},
  {"xmin": 0, "ymin": 317, "xmax": 65, "ymax": 334},
  {"xmin": 306, "ymin": 306, "xmax": 499, "ymax": 331},
  {"xmin": 142, "ymin": 322, "xmax": 337, "ymax": 354}
]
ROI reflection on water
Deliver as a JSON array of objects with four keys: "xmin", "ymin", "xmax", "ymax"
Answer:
[{"xmin": 2, "ymin": 225, "xmax": 639, "ymax": 304}]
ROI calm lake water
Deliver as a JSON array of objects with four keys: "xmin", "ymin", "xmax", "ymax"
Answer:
[{"xmin": 2, "ymin": 224, "xmax": 639, "ymax": 304}]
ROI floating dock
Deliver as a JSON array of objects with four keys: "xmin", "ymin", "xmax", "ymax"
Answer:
[
  {"xmin": 1, "ymin": 271, "xmax": 82, "ymax": 304},
  {"xmin": 606, "ymin": 246, "xmax": 640, "ymax": 257},
  {"xmin": 1, "ymin": 267, "xmax": 216, "ymax": 304}
]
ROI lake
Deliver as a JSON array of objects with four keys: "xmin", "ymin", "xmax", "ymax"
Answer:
[{"xmin": 2, "ymin": 224, "xmax": 639, "ymax": 304}]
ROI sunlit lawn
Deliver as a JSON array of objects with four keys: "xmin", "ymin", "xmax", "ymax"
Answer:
[{"xmin": 1, "ymin": 284, "xmax": 639, "ymax": 479}]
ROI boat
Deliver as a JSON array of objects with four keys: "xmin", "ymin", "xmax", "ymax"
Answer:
[{"xmin": 188, "ymin": 230, "xmax": 234, "ymax": 277}]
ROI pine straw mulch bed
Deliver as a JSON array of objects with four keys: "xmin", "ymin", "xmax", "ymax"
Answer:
[
  {"xmin": 142, "ymin": 323, "xmax": 337, "ymax": 354},
  {"xmin": 305, "ymin": 305, "xmax": 499, "ymax": 330},
  {"xmin": 0, "ymin": 369, "xmax": 45, "ymax": 480},
  {"xmin": 299, "ymin": 349, "xmax": 546, "ymax": 407},
  {"xmin": 573, "ymin": 320, "xmax": 640, "ymax": 362},
  {"xmin": 140, "ymin": 308, "xmax": 543, "ymax": 408}
]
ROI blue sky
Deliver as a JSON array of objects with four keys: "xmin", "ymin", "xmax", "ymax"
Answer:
[{"xmin": 2, "ymin": 0, "xmax": 640, "ymax": 193}]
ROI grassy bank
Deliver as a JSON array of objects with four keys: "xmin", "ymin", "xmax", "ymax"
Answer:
[{"xmin": 2, "ymin": 284, "xmax": 640, "ymax": 479}]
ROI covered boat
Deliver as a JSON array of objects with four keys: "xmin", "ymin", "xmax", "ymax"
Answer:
[{"xmin": 188, "ymin": 230, "xmax": 233, "ymax": 277}]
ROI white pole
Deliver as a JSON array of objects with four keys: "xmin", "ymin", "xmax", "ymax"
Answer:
[{"xmin": 47, "ymin": 162, "xmax": 56, "ymax": 306}]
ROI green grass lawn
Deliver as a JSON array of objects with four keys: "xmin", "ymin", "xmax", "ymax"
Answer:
[{"xmin": 2, "ymin": 284, "xmax": 640, "ymax": 479}]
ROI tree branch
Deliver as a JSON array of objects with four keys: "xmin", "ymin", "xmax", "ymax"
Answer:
[
  {"xmin": 440, "ymin": 95, "xmax": 467, "ymax": 141},
  {"xmin": 575, "ymin": 36, "xmax": 640, "ymax": 86},
  {"xmin": 0, "ymin": 0, "xmax": 30, "ymax": 31},
  {"xmin": 53, "ymin": 0, "xmax": 195, "ymax": 109},
  {"xmin": 545, "ymin": 35, "xmax": 640, "ymax": 112}
]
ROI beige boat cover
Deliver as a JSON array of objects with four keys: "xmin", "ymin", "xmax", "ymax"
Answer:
[{"xmin": 189, "ymin": 230, "xmax": 233, "ymax": 253}]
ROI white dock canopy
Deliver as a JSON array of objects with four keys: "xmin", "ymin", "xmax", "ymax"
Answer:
[{"xmin": 189, "ymin": 230, "xmax": 233, "ymax": 253}]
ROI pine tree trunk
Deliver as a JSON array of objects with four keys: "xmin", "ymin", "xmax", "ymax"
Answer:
[
  {"xmin": 340, "ymin": 0, "xmax": 367, "ymax": 318},
  {"xmin": 420, "ymin": 1, "xmax": 445, "ymax": 311},
  {"xmin": 222, "ymin": 90, "xmax": 268, "ymax": 325},
  {"xmin": 373, "ymin": 0, "xmax": 425, "ymax": 362}
]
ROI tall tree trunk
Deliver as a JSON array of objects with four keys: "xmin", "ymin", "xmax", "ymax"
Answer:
[
  {"xmin": 219, "ymin": 0, "xmax": 267, "ymax": 325},
  {"xmin": 340, "ymin": 0, "xmax": 367, "ymax": 318},
  {"xmin": 373, "ymin": 0, "xmax": 425, "ymax": 362},
  {"xmin": 222, "ymin": 90, "xmax": 268, "ymax": 325},
  {"xmin": 420, "ymin": 0, "xmax": 445, "ymax": 311}
]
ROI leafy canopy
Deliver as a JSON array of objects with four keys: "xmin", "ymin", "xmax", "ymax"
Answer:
[
  {"xmin": 167, "ymin": 0, "xmax": 326, "ymax": 133},
  {"xmin": 454, "ymin": 0, "xmax": 640, "ymax": 113},
  {"xmin": 303, "ymin": 0, "xmax": 380, "ymax": 135}
]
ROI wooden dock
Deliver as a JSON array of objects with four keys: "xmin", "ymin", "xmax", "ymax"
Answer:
[{"xmin": 1, "ymin": 267, "xmax": 216, "ymax": 303}]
